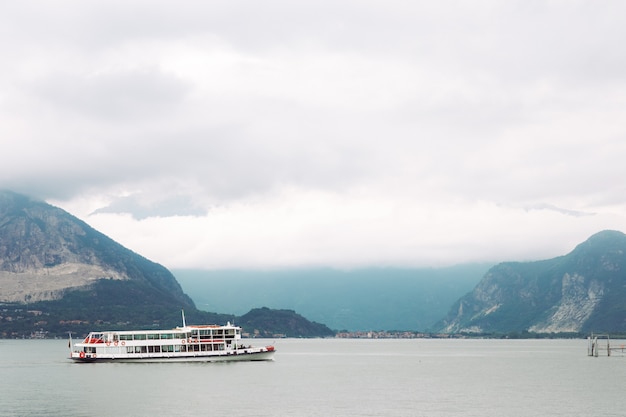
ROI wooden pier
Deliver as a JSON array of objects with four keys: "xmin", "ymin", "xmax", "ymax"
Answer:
[{"xmin": 587, "ymin": 334, "xmax": 626, "ymax": 357}]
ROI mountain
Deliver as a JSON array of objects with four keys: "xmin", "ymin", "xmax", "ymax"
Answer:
[
  {"xmin": 435, "ymin": 230, "xmax": 626, "ymax": 334},
  {"xmin": 173, "ymin": 265, "xmax": 489, "ymax": 331},
  {"xmin": 238, "ymin": 307, "xmax": 335, "ymax": 338},
  {"xmin": 0, "ymin": 191, "xmax": 333, "ymax": 338},
  {"xmin": 0, "ymin": 190, "xmax": 199, "ymax": 335}
]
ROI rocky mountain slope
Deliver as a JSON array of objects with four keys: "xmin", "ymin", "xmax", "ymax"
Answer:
[
  {"xmin": 0, "ymin": 190, "xmax": 193, "ymax": 307},
  {"xmin": 0, "ymin": 191, "xmax": 333, "ymax": 338},
  {"xmin": 435, "ymin": 230, "xmax": 626, "ymax": 334}
]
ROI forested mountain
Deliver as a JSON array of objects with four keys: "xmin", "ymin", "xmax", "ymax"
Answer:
[
  {"xmin": 239, "ymin": 307, "xmax": 335, "ymax": 338},
  {"xmin": 436, "ymin": 230, "xmax": 626, "ymax": 334}
]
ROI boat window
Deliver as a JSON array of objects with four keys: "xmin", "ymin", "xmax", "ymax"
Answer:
[
  {"xmin": 126, "ymin": 347, "xmax": 134, "ymax": 354},
  {"xmin": 134, "ymin": 334, "xmax": 146, "ymax": 340},
  {"xmin": 147, "ymin": 334, "xmax": 158, "ymax": 340},
  {"xmin": 161, "ymin": 333, "xmax": 174, "ymax": 339},
  {"xmin": 162, "ymin": 345, "xmax": 174, "ymax": 352},
  {"xmin": 119, "ymin": 334, "xmax": 133, "ymax": 341}
]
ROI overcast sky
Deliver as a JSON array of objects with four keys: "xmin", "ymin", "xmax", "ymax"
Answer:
[{"xmin": 2, "ymin": 1, "xmax": 626, "ymax": 270}]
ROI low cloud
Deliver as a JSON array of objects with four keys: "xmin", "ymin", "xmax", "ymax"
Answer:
[{"xmin": 3, "ymin": 1, "xmax": 626, "ymax": 268}]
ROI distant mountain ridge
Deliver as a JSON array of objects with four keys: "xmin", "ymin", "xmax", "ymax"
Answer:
[
  {"xmin": 174, "ymin": 265, "xmax": 489, "ymax": 331},
  {"xmin": 436, "ymin": 230, "xmax": 626, "ymax": 334}
]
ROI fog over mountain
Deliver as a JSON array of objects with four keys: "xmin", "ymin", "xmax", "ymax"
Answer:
[{"xmin": 175, "ymin": 265, "xmax": 490, "ymax": 331}]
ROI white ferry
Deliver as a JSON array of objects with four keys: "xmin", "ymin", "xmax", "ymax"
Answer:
[{"xmin": 69, "ymin": 313, "xmax": 275, "ymax": 363}]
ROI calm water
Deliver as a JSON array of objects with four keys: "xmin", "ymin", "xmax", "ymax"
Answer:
[{"xmin": 1, "ymin": 338, "xmax": 624, "ymax": 416}]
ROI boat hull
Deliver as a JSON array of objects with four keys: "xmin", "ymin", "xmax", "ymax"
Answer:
[{"xmin": 70, "ymin": 348, "xmax": 275, "ymax": 363}]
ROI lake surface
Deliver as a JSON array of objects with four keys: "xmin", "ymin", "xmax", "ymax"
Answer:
[{"xmin": 1, "ymin": 338, "xmax": 624, "ymax": 416}]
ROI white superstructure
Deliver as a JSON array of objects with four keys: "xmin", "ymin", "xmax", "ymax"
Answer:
[{"xmin": 69, "ymin": 315, "xmax": 275, "ymax": 363}]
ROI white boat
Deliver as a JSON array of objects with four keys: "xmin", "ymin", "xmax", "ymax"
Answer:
[{"xmin": 68, "ymin": 313, "xmax": 275, "ymax": 363}]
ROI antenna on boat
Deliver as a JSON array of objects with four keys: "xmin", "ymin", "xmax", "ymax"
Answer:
[{"xmin": 181, "ymin": 309, "xmax": 187, "ymax": 327}]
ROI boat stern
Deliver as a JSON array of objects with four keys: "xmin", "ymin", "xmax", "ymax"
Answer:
[{"xmin": 69, "ymin": 350, "xmax": 98, "ymax": 362}]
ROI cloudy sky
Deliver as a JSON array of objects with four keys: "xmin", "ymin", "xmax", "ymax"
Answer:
[{"xmin": 2, "ymin": 1, "xmax": 626, "ymax": 270}]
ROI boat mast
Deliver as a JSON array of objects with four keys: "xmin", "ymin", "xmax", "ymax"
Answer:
[{"xmin": 181, "ymin": 309, "xmax": 187, "ymax": 327}]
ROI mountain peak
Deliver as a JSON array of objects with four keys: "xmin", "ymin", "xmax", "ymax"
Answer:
[
  {"xmin": 570, "ymin": 230, "xmax": 626, "ymax": 255},
  {"xmin": 436, "ymin": 230, "xmax": 626, "ymax": 334},
  {"xmin": 0, "ymin": 191, "xmax": 335, "ymax": 338},
  {"xmin": 0, "ymin": 190, "xmax": 193, "ymax": 306}
]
